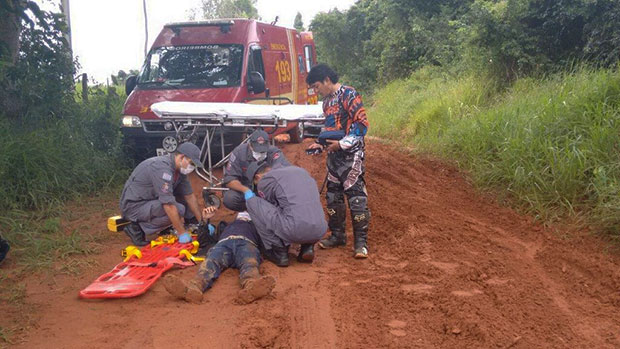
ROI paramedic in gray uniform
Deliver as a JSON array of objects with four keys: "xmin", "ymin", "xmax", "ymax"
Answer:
[
  {"xmin": 222, "ymin": 130, "xmax": 290, "ymax": 212},
  {"xmin": 245, "ymin": 163, "xmax": 327, "ymax": 267},
  {"xmin": 120, "ymin": 143, "xmax": 205, "ymax": 246}
]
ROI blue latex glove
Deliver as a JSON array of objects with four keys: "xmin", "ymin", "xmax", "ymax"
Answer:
[
  {"xmin": 244, "ymin": 189, "xmax": 255, "ymax": 200},
  {"xmin": 208, "ymin": 224, "xmax": 216, "ymax": 236},
  {"xmin": 178, "ymin": 232, "xmax": 191, "ymax": 243}
]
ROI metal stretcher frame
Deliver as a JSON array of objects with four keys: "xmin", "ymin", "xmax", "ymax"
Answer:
[
  {"xmin": 152, "ymin": 103, "xmax": 325, "ymax": 190},
  {"xmin": 165, "ymin": 114, "xmax": 286, "ymax": 187}
]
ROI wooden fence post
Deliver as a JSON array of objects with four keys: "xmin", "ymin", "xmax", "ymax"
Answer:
[{"xmin": 81, "ymin": 73, "xmax": 88, "ymax": 102}]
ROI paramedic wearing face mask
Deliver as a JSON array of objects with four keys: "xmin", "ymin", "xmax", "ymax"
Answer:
[
  {"xmin": 222, "ymin": 130, "xmax": 290, "ymax": 212},
  {"xmin": 119, "ymin": 142, "xmax": 206, "ymax": 246}
]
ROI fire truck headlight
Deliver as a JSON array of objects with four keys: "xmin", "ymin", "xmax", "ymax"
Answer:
[
  {"xmin": 163, "ymin": 121, "xmax": 173, "ymax": 131},
  {"xmin": 122, "ymin": 115, "xmax": 142, "ymax": 127}
]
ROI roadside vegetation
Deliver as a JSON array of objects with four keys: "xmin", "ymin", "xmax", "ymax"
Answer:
[
  {"xmin": 313, "ymin": 0, "xmax": 620, "ymax": 239},
  {"xmin": 0, "ymin": 3, "xmax": 128, "ymax": 272},
  {"xmin": 370, "ymin": 66, "xmax": 620, "ymax": 235}
]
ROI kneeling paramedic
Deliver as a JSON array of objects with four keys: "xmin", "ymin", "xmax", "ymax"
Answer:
[
  {"xmin": 163, "ymin": 210, "xmax": 276, "ymax": 304},
  {"xmin": 222, "ymin": 129, "xmax": 290, "ymax": 212},
  {"xmin": 119, "ymin": 143, "xmax": 207, "ymax": 246},
  {"xmin": 245, "ymin": 163, "xmax": 328, "ymax": 267}
]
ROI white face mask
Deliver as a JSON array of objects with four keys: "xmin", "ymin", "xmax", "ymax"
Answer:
[
  {"xmin": 252, "ymin": 150, "xmax": 267, "ymax": 162},
  {"xmin": 180, "ymin": 159, "xmax": 195, "ymax": 175}
]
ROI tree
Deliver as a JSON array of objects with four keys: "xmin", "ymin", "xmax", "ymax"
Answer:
[
  {"xmin": 0, "ymin": 5, "xmax": 73, "ymax": 118},
  {"xmin": 294, "ymin": 12, "xmax": 304, "ymax": 31},
  {"xmin": 193, "ymin": 0, "xmax": 259, "ymax": 19},
  {"xmin": 0, "ymin": 0, "xmax": 46, "ymax": 68},
  {"xmin": 111, "ymin": 70, "xmax": 128, "ymax": 86}
]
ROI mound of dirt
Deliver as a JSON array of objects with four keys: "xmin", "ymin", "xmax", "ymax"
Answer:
[{"xmin": 3, "ymin": 137, "xmax": 619, "ymax": 348}]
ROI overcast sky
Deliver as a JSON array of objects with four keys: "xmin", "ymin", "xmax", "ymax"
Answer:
[{"xmin": 43, "ymin": 0, "xmax": 355, "ymax": 83}]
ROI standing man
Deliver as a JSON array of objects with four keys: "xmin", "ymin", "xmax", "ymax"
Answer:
[
  {"xmin": 222, "ymin": 129, "xmax": 290, "ymax": 212},
  {"xmin": 306, "ymin": 64, "xmax": 371, "ymax": 259},
  {"xmin": 245, "ymin": 163, "xmax": 327, "ymax": 267},
  {"xmin": 120, "ymin": 142, "xmax": 206, "ymax": 246}
]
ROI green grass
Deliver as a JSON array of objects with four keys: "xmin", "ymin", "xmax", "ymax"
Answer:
[
  {"xmin": 0, "ymin": 209, "xmax": 104, "ymax": 271},
  {"xmin": 0, "ymin": 87, "xmax": 129, "ymax": 271},
  {"xmin": 370, "ymin": 66, "xmax": 620, "ymax": 236},
  {"xmin": 0, "ymin": 326, "xmax": 14, "ymax": 345}
]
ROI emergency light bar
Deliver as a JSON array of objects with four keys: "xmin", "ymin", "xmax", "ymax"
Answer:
[
  {"xmin": 165, "ymin": 20, "xmax": 235, "ymax": 34},
  {"xmin": 165, "ymin": 20, "xmax": 235, "ymax": 28}
]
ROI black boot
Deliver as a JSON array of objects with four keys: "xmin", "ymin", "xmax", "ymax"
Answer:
[
  {"xmin": 264, "ymin": 245, "xmax": 289, "ymax": 267},
  {"xmin": 297, "ymin": 244, "xmax": 315, "ymax": 263},
  {"xmin": 124, "ymin": 222, "xmax": 148, "ymax": 247},
  {"xmin": 351, "ymin": 209, "xmax": 370, "ymax": 258},
  {"xmin": 318, "ymin": 203, "xmax": 347, "ymax": 249},
  {"xmin": 0, "ymin": 236, "xmax": 9, "ymax": 264}
]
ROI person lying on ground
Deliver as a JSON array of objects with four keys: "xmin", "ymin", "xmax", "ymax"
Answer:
[
  {"xmin": 244, "ymin": 163, "xmax": 328, "ymax": 267},
  {"xmin": 119, "ymin": 142, "xmax": 207, "ymax": 246},
  {"xmin": 222, "ymin": 129, "xmax": 290, "ymax": 212},
  {"xmin": 163, "ymin": 208, "xmax": 276, "ymax": 304}
]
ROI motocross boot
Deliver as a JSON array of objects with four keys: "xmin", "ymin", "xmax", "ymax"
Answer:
[
  {"xmin": 350, "ymin": 195, "xmax": 370, "ymax": 259},
  {"xmin": 318, "ymin": 203, "xmax": 347, "ymax": 249}
]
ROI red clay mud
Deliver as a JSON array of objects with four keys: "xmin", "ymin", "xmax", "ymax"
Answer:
[{"xmin": 2, "ymin": 137, "xmax": 619, "ymax": 348}]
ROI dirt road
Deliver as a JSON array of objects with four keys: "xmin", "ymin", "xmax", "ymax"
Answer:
[{"xmin": 4, "ymin": 138, "xmax": 620, "ymax": 348}]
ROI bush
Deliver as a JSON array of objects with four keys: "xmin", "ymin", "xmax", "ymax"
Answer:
[
  {"xmin": 370, "ymin": 66, "xmax": 620, "ymax": 236},
  {"xmin": 0, "ymin": 89, "xmax": 127, "ymax": 211}
]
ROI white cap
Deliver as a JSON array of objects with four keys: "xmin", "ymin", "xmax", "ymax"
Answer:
[{"xmin": 237, "ymin": 211, "xmax": 251, "ymax": 221}]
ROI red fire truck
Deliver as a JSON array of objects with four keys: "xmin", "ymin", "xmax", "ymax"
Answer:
[{"xmin": 121, "ymin": 19, "xmax": 318, "ymax": 160}]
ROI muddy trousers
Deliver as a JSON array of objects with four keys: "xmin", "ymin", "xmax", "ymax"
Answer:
[
  {"xmin": 325, "ymin": 149, "xmax": 370, "ymax": 248},
  {"xmin": 194, "ymin": 238, "xmax": 261, "ymax": 292}
]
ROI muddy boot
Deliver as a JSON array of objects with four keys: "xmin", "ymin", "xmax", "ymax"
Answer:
[
  {"xmin": 297, "ymin": 244, "xmax": 315, "ymax": 263},
  {"xmin": 318, "ymin": 203, "xmax": 346, "ymax": 249},
  {"xmin": 351, "ymin": 208, "xmax": 370, "ymax": 259},
  {"xmin": 236, "ymin": 275, "xmax": 276, "ymax": 304},
  {"xmin": 263, "ymin": 245, "xmax": 289, "ymax": 267},
  {"xmin": 124, "ymin": 222, "xmax": 148, "ymax": 247},
  {"xmin": 163, "ymin": 275, "xmax": 204, "ymax": 304}
]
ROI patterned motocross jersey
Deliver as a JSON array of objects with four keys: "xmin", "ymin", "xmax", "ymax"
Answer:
[{"xmin": 322, "ymin": 85, "xmax": 369, "ymax": 152}]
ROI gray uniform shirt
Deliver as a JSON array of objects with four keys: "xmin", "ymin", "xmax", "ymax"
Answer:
[
  {"xmin": 223, "ymin": 143, "xmax": 290, "ymax": 187},
  {"xmin": 246, "ymin": 166, "xmax": 327, "ymax": 246},
  {"xmin": 120, "ymin": 154, "xmax": 193, "ymax": 220}
]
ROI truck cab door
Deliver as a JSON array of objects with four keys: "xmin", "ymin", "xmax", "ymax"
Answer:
[
  {"xmin": 247, "ymin": 45, "xmax": 267, "ymax": 96},
  {"xmin": 304, "ymin": 45, "xmax": 318, "ymax": 104}
]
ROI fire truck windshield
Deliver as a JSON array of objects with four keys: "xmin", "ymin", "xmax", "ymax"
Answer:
[{"xmin": 137, "ymin": 44, "xmax": 244, "ymax": 88}]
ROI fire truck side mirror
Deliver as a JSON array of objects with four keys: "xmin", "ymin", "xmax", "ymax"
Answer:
[
  {"xmin": 248, "ymin": 71, "xmax": 266, "ymax": 94},
  {"xmin": 125, "ymin": 75, "xmax": 137, "ymax": 95}
]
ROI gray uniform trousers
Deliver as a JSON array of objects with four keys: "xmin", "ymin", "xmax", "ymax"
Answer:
[
  {"xmin": 245, "ymin": 166, "xmax": 327, "ymax": 250},
  {"xmin": 123, "ymin": 196, "xmax": 195, "ymax": 235},
  {"xmin": 246, "ymin": 198, "xmax": 326, "ymax": 249}
]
